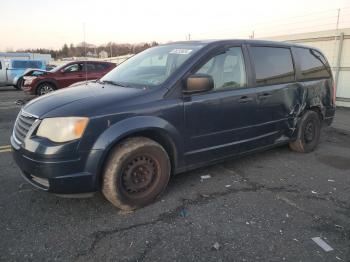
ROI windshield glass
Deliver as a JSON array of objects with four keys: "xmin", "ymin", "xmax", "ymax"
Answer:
[{"xmin": 100, "ymin": 44, "xmax": 204, "ymax": 88}]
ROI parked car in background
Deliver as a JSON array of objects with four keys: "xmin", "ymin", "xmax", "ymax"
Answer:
[
  {"xmin": 45, "ymin": 64, "xmax": 57, "ymax": 71},
  {"xmin": 0, "ymin": 59, "xmax": 46, "ymax": 89},
  {"xmin": 11, "ymin": 40, "xmax": 335, "ymax": 210},
  {"xmin": 22, "ymin": 61, "xmax": 116, "ymax": 95}
]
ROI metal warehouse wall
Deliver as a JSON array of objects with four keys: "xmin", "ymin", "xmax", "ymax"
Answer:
[
  {"xmin": 0, "ymin": 52, "xmax": 52, "ymax": 63},
  {"xmin": 266, "ymin": 28, "xmax": 350, "ymax": 107}
]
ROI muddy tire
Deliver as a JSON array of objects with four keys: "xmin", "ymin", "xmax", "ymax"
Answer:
[
  {"xmin": 102, "ymin": 137, "xmax": 171, "ymax": 210},
  {"xmin": 289, "ymin": 111, "xmax": 321, "ymax": 153},
  {"xmin": 37, "ymin": 82, "xmax": 55, "ymax": 96}
]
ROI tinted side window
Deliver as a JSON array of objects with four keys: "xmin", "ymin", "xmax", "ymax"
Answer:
[
  {"xmin": 250, "ymin": 47, "xmax": 294, "ymax": 86},
  {"xmin": 295, "ymin": 48, "xmax": 330, "ymax": 80},
  {"xmin": 95, "ymin": 63, "xmax": 109, "ymax": 71},
  {"xmin": 0, "ymin": 61, "xmax": 2, "ymax": 70},
  {"xmin": 85, "ymin": 63, "xmax": 96, "ymax": 72},
  {"xmin": 195, "ymin": 47, "xmax": 246, "ymax": 90}
]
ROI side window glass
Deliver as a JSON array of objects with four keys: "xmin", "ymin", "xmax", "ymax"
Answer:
[
  {"xmin": 85, "ymin": 63, "xmax": 96, "ymax": 72},
  {"xmin": 95, "ymin": 64, "xmax": 106, "ymax": 71},
  {"xmin": 64, "ymin": 63, "xmax": 82, "ymax": 73},
  {"xmin": 195, "ymin": 47, "xmax": 246, "ymax": 90},
  {"xmin": 250, "ymin": 47, "xmax": 295, "ymax": 86},
  {"xmin": 0, "ymin": 61, "xmax": 2, "ymax": 70},
  {"xmin": 295, "ymin": 48, "xmax": 331, "ymax": 80}
]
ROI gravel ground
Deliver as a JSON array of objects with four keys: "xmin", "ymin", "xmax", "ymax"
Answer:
[{"xmin": 0, "ymin": 86, "xmax": 349, "ymax": 261}]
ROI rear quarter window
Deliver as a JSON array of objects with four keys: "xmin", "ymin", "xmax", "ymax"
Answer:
[
  {"xmin": 250, "ymin": 46, "xmax": 295, "ymax": 86},
  {"xmin": 95, "ymin": 63, "xmax": 110, "ymax": 71},
  {"xmin": 295, "ymin": 47, "xmax": 331, "ymax": 80}
]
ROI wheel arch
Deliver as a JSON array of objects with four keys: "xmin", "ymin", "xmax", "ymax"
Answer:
[
  {"xmin": 91, "ymin": 116, "xmax": 183, "ymax": 188},
  {"xmin": 308, "ymin": 106, "xmax": 324, "ymax": 121},
  {"xmin": 35, "ymin": 79, "xmax": 59, "ymax": 94}
]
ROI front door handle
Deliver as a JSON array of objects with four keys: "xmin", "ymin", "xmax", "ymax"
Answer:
[
  {"xmin": 238, "ymin": 96, "xmax": 253, "ymax": 103},
  {"xmin": 258, "ymin": 92, "xmax": 272, "ymax": 99}
]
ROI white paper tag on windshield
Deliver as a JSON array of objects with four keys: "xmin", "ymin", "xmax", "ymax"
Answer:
[{"xmin": 170, "ymin": 49, "xmax": 192, "ymax": 55}]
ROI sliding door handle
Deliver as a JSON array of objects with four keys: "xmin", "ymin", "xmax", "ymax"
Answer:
[{"xmin": 238, "ymin": 96, "xmax": 253, "ymax": 103}]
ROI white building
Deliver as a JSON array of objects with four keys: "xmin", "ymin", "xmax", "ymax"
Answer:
[
  {"xmin": 265, "ymin": 28, "xmax": 350, "ymax": 107},
  {"xmin": 99, "ymin": 51, "xmax": 108, "ymax": 59}
]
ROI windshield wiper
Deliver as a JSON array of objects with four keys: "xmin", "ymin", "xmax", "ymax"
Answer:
[{"xmin": 97, "ymin": 80, "xmax": 128, "ymax": 87}]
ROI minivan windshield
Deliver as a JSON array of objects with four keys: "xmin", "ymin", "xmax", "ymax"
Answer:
[{"xmin": 100, "ymin": 44, "xmax": 204, "ymax": 88}]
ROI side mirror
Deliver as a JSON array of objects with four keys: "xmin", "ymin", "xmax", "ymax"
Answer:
[
  {"xmin": 60, "ymin": 69, "xmax": 66, "ymax": 73},
  {"xmin": 184, "ymin": 74, "xmax": 214, "ymax": 94}
]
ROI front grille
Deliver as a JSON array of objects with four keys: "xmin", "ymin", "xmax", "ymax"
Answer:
[{"xmin": 13, "ymin": 112, "xmax": 37, "ymax": 143}]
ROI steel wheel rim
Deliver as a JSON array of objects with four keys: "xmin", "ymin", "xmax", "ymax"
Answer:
[
  {"xmin": 304, "ymin": 121, "xmax": 315, "ymax": 143},
  {"xmin": 121, "ymin": 155, "xmax": 159, "ymax": 198}
]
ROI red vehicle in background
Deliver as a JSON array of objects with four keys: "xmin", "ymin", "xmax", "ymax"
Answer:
[{"xmin": 22, "ymin": 61, "xmax": 116, "ymax": 95}]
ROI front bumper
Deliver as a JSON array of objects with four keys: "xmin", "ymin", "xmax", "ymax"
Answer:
[
  {"xmin": 21, "ymin": 84, "xmax": 36, "ymax": 95},
  {"xmin": 11, "ymin": 136, "xmax": 103, "ymax": 194}
]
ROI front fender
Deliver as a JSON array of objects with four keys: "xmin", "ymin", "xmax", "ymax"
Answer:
[{"xmin": 90, "ymin": 115, "xmax": 183, "ymax": 174}]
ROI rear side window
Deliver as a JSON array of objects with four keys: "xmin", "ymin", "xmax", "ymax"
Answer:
[
  {"xmin": 85, "ymin": 63, "xmax": 96, "ymax": 71},
  {"xmin": 95, "ymin": 63, "xmax": 110, "ymax": 71},
  {"xmin": 295, "ymin": 48, "xmax": 331, "ymax": 80},
  {"xmin": 250, "ymin": 47, "xmax": 295, "ymax": 86}
]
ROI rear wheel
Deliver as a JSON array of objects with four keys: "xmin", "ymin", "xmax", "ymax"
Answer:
[
  {"xmin": 102, "ymin": 137, "xmax": 171, "ymax": 210},
  {"xmin": 289, "ymin": 110, "xmax": 321, "ymax": 153},
  {"xmin": 37, "ymin": 82, "xmax": 55, "ymax": 96}
]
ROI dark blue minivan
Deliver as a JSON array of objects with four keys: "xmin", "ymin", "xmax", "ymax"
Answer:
[{"xmin": 11, "ymin": 40, "xmax": 336, "ymax": 210}]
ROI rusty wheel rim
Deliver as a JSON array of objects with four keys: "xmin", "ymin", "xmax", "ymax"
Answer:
[{"xmin": 121, "ymin": 155, "xmax": 159, "ymax": 198}]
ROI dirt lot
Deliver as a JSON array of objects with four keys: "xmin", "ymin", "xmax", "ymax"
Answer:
[{"xmin": 0, "ymin": 86, "xmax": 349, "ymax": 261}]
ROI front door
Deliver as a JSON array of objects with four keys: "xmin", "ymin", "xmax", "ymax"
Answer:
[
  {"xmin": 183, "ymin": 46, "xmax": 263, "ymax": 166},
  {"xmin": 58, "ymin": 62, "xmax": 85, "ymax": 87}
]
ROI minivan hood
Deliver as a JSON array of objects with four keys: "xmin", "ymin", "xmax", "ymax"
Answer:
[{"xmin": 23, "ymin": 82, "xmax": 145, "ymax": 118}]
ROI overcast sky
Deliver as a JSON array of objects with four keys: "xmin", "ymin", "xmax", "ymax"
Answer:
[{"xmin": 1, "ymin": 0, "xmax": 350, "ymax": 50}]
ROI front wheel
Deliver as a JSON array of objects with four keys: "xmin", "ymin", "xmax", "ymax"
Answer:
[
  {"xmin": 289, "ymin": 110, "xmax": 321, "ymax": 153},
  {"xmin": 37, "ymin": 82, "xmax": 55, "ymax": 96},
  {"xmin": 102, "ymin": 137, "xmax": 171, "ymax": 210},
  {"xmin": 14, "ymin": 77, "xmax": 24, "ymax": 90}
]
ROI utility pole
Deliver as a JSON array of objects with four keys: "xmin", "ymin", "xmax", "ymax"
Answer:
[
  {"xmin": 336, "ymin": 8, "xmax": 340, "ymax": 31},
  {"xmin": 188, "ymin": 34, "xmax": 191, "ymax": 41},
  {"xmin": 83, "ymin": 22, "xmax": 87, "ymax": 84},
  {"xmin": 83, "ymin": 22, "xmax": 86, "ymax": 58},
  {"xmin": 110, "ymin": 43, "xmax": 113, "ymax": 62}
]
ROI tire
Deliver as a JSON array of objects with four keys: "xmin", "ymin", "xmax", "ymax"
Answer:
[
  {"xmin": 289, "ymin": 110, "xmax": 321, "ymax": 153},
  {"xmin": 36, "ymin": 82, "xmax": 55, "ymax": 96},
  {"xmin": 14, "ymin": 78, "xmax": 24, "ymax": 90},
  {"xmin": 102, "ymin": 137, "xmax": 171, "ymax": 210}
]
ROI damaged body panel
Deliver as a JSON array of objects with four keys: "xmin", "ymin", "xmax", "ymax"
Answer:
[{"xmin": 11, "ymin": 40, "xmax": 335, "ymax": 201}]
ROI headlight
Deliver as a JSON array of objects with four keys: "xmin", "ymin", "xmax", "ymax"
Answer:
[
  {"xmin": 36, "ymin": 117, "xmax": 89, "ymax": 143},
  {"xmin": 24, "ymin": 76, "xmax": 36, "ymax": 85}
]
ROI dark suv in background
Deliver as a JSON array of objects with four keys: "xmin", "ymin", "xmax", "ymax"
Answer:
[
  {"xmin": 22, "ymin": 61, "xmax": 116, "ymax": 95},
  {"xmin": 11, "ymin": 40, "xmax": 335, "ymax": 210}
]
